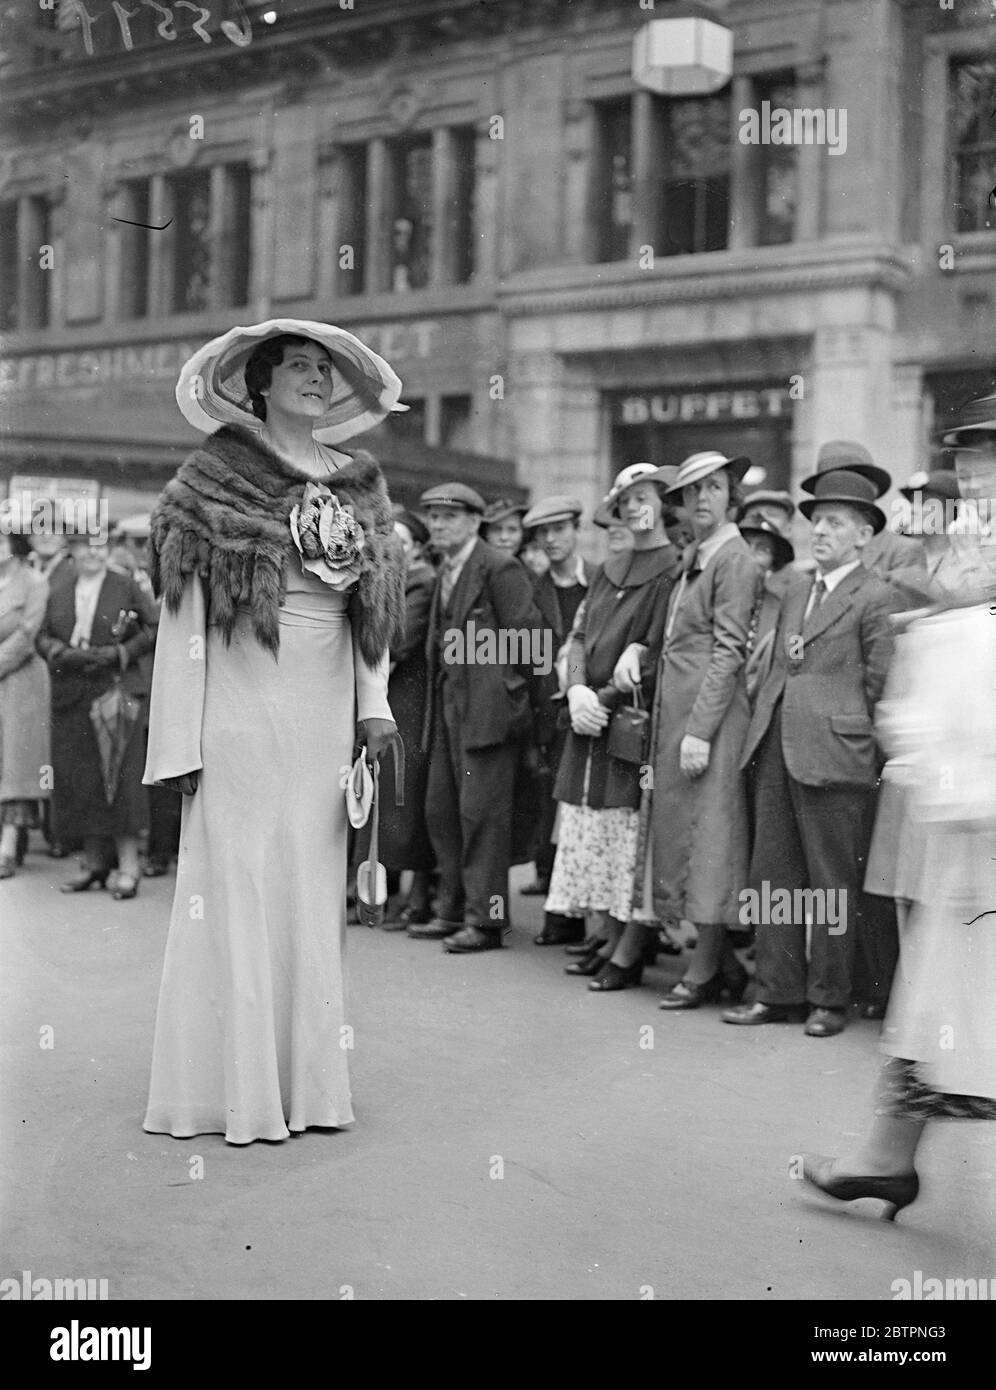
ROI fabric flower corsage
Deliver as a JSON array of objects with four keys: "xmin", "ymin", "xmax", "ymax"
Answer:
[{"xmin": 289, "ymin": 481, "xmax": 366, "ymax": 591}]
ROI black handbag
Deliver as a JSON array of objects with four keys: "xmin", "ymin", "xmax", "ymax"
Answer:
[{"xmin": 606, "ymin": 689, "xmax": 650, "ymax": 765}]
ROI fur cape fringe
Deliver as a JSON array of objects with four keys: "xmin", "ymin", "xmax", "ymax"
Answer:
[{"xmin": 149, "ymin": 424, "xmax": 405, "ymax": 666}]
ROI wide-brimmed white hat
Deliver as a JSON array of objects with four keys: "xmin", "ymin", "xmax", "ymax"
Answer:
[
  {"xmin": 665, "ymin": 450, "xmax": 751, "ymax": 494},
  {"xmin": 175, "ymin": 318, "xmax": 407, "ymax": 445},
  {"xmin": 604, "ymin": 462, "xmax": 677, "ymax": 516}
]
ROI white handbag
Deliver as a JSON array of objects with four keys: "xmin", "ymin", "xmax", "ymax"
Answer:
[{"xmin": 345, "ymin": 752, "xmax": 375, "ymax": 829}]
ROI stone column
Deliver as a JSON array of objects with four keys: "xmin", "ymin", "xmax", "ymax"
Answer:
[
  {"xmin": 728, "ymin": 74, "xmax": 759, "ymax": 252},
  {"xmin": 365, "ymin": 136, "xmax": 392, "ymax": 295},
  {"xmin": 630, "ymin": 88, "xmax": 662, "ymax": 259},
  {"xmin": 147, "ymin": 175, "xmax": 175, "ymax": 316},
  {"xmin": 430, "ymin": 125, "xmax": 455, "ymax": 288},
  {"xmin": 807, "ymin": 321, "xmax": 897, "ymax": 481},
  {"xmin": 248, "ymin": 149, "xmax": 273, "ymax": 319},
  {"xmin": 473, "ymin": 116, "xmax": 500, "ymax": 283},
  {"xmin": 102, "ymin": 183, "xmax": 124, "ymax": 323},
  {"xmin": 794, "ymin": 61, "xmax": 825, "ymax": 241},
  {"xmin": 563, "ymin": 98, "xmax": 596, "ymax": 264}
]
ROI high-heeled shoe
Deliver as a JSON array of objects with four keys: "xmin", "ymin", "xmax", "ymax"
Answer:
[
  {"xmin": 60, "ymin": 868, "xmax": 109, "ymax": 893},
  {"xmin": 658, "ymin": 975, "xmax": 723, "ymax": 1010},
  {"xmin": 565, "ymin": 935, "xmax": 607, "ymax": 956},
  {"xmin": 112, "ymin": 874, "xmax": 140, "ymax": 901},
  {"xmin": 588, "ymin": 960, "xmax": 644, "ymax": 992},
  {"xmin": 565, "ymin": 949, "xmax": 610, "ymax": 976},
  {"xmin": 802, "ymin": 1154, "xmax": 919, "ymax": 1221}
]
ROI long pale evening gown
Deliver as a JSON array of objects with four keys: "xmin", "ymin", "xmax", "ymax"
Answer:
[{"xmin": 142, "ymin": 562, "xmax": 392, "ymax": 1144}]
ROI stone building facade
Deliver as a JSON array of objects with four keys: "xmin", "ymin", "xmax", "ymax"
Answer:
[{"xmin": 0, "ymin": 0, "xmax": 993, "ymax": 530}]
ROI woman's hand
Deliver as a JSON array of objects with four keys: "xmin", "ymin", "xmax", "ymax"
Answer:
[
  {"xmin": 679, "ymin": 733, "xmax": 710, "ymax": 779},
  {"xmin": 612, "ymin": 642, "xmax": 645, "ymax": 694},
  {"xmin": 567, "ymin": 684, "xmax": 609, "ymax": 737},
  {"xmin": 360, "ymin": 718, "xmax": 398, "ymax": 767},
  {"xmin": 159, "ymin": 772, "xmax": 199, "ymax": 795}
]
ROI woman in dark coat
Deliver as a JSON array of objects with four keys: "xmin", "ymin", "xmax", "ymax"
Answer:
[
  {"xmin": 37, "ymin": 532, "xmax": 157, "ymax": 899},
  {"xmin": 547, "ymin": 464, "xmax": 683, "ymax": 989},
  {"xmin": 628, "ymin": 451, "xmax": 762, "ymax": 1010},
  {"xmin": 356, "ymin": 510, "xmax": 437, "ymax": 927}
]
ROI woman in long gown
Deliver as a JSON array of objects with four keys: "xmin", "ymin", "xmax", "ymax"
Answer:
[{"xmin": 142, "ymin": 319, "xmax": 405, "ymax": 1145}]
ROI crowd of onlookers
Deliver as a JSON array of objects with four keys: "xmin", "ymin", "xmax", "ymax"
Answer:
[
  {"xmin": 3, "ymin": 406, "xmax": 991, "ymax": 1049},
  {"xmin": 0, "ymin": 521, "xmax": 176, "ymax": 896}
]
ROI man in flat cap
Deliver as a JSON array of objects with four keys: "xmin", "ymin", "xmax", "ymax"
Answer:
[
  {"xmin": 414, "ymin": 482, "xmax": 543, "ymax": 953},
  {"xmin": 519, "ymin": 496, "xmax": 597, "ymax": 940},
  {"xmin": 725, "ymin": 448, "xmax": 902, "ymax": 1037}
]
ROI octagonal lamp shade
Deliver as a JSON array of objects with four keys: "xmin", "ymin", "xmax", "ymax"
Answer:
[{"xmin": 632, "ymin": 18, "xmax": 734, "ymax": 98}]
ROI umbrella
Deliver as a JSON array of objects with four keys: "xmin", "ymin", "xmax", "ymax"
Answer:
[{"xmin": 89, "ymin": 683, "xmax": 143, "ymax": 806}]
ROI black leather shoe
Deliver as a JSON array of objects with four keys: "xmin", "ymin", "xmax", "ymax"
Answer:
[
  {"xmin": 534, "ymin": 914, "xmax": 586, "ymax": 946},
  {"xmin": 659, "ymin": 976, "xmax": 722, "ymax": 1010},
  {"xmin": 859, "ymin": 1000, "xmax": 888, "ymax": 1021},
  {"xmin": 142, "ymin": 860, "xmax": 170, "ymax": 878},
  {"xmin": 588, "ymin": 960, "xmax": 644, "ymax": 992},
  {"xmin": 408, "ymin": 917, "xmax": 462, "ymax": 940},
  {"xmin": 443, "ymin": 926, "xmax": 502, "ymax": 953},
  {"xmin": 60, "ymin": 868, "xmax": 109, "ymax": 893},
  {"xmin": 112, "ymin": 873, "xmax": 140, "ymax": 901},
  {"xmin": 565, "ymin": 949, "xmax": 609, "ymax": 976},
  {"xmin": 802, "ymin": 1154, "xmax": 919, "ymax": 1221},
  {"xmin": 722, "ymin": 1000, "xmax": 804, "ymax": 1025},
  {"xmin": 805, "ymin": 1006, "xmax": 847, "ymax": 1037},
  {"xmin": 520, "ymin": 878, "xmax": 550, "ymax": 897},
  {"xmin": 565, "ymin": 935, "xmax": 607, "ymax": 956}
]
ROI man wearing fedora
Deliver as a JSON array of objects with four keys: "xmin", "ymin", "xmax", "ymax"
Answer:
[
  {"xmin": 414, "ymin": 482, "xmax": 542, "ymax": 953},
  {"xmin": 519, "ymin": 495, "xmax": 596, "ymax": 940},
  {"xmin": 724, "ymin": 448, "xmax": 901, "ymax": 1036}
]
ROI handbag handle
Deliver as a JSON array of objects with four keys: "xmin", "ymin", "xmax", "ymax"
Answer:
[{"xmin": 368, "ymin": 762, "xmax": 379, "ymax": 867}]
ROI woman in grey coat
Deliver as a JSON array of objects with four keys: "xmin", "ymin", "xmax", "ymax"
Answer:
[
  {"xmin": 616, "ymin": 451, "xmax": 762, "ymax": 1009},
  {"xmin": 0, "ymin": 531, "xmax": 50, "ymax": 878}
]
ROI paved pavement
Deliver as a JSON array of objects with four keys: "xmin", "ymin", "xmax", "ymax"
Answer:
[{"xmin": 2, "ymin": 842, "xmax": 994, "ymax": 1301}]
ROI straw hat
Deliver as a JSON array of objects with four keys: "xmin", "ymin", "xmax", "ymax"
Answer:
[
  {"xmin": 175, "ymin": 318, "xmax": 407, "ymax": 445},
  {"xmin": 665, "ymin": 451, "xmax": 751, "ymax": 494}
]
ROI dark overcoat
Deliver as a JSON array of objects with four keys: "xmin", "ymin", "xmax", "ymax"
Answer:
[
  {"xmin": 422, "ymin": 538, "xmax": 541, "ymax": 753},
  {"xmin": 553, "ymin": 544, "xmax": 682, "ymax": 810},
  {"xmin": 37, "ymin": 569, "xmax": 157, "ymax": 840}
]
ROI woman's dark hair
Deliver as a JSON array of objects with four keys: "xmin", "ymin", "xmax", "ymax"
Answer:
[
  {"xmin": 5, "ymin": 532, "xmax": 32, "ymax": 559},
  {"xmin": 244, "ymin": 335, "xmax": 333, "ymax": 421},
  {"xmin": 722, "ymin": 467, "xmax": 745, "ymax": 515}
]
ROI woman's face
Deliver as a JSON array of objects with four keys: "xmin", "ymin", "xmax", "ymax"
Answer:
[
  {"xmin": 261, "ymin": 341, "xmax": 334, "ymax": 423},
  {"xmin": 683, "ymin": 469, "xmax": 732, "ymax": 539},
  {"xmin": 71, "ymin": 541, "xmax": 110, "ymax": 576},
  {"xmin": 617, "ymin": 481, "xmax": 663, "ymax": 533},
  {"xmin": 606, "ymin": 523, "xmax": 635, "ymax": 554},
  {"xmin": 485, "ymin": 517, "xmax": 524, "ymax": 554},
  {"xmin": 746, "ymin": 535, "xmax": 776, "ymax": 573}
]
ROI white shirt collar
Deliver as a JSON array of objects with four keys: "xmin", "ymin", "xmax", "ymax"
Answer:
[
  {"xmin": 444, "ymin": 534, "xmax": 479, "ymax": 581},
  {"xmin": 815, "ymin": 558, "xmax": 862, "ymax": 593},
  {"xmin": 550, "ymin": 553, "xmax": 588, "ymax": 589},
  {"xmin": 691, "ymin": 521, "xmax": 741, "ymax": 571}
]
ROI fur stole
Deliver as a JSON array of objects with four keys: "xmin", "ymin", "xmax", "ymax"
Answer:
[{"xmin": 150, "ymin": 424, "xmax": 405, "ymax": 665}]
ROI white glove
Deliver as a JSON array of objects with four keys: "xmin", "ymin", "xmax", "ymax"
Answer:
[
  {"xmin": 612, "ymin": 642, "xmax": 645, "ymax": 693},
  {"xmin": 567, "ymin": 684, "xmax": 609, "ymax": 736}
]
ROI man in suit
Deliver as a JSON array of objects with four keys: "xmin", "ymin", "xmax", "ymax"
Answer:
[
  {"xmin": 519, "ymin": 495, "xmax": 597, "ymax": 942},
  {"xmin": 723, "ymin": 457, "xmax": 901, "ymax": 1036},
  {"xmin": 411, "ymin": 482, "xmax": 542, "ymax": 954}
]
